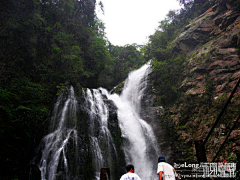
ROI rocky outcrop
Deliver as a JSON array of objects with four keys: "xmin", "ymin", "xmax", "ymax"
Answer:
[
  {"xmin": 172, "ymin": 0, "xmax": 240, "ymax": 99},
  {"xmin": 105, "ymin": 99, "xmax": 127, "ymax": 178},
  {"xmin": 140, "ymin": 79, "xmax": 188, "ymax": 164},
  {"xmin": 150, "ymin": 0, "xmax": 240, "ymax": 164},
  {"xmin": 174, "ymin": 0, "xmax": 240, "ymax": 162},
  {"xmin": 140, "ymin": 82, "xmax": 174, "ymax": 162}
]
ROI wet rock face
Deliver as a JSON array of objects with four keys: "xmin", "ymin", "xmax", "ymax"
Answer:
[
  {"xmin": 140, "ymin": 82, "xmax": 175, "ymax": 163},
  {"xmin": 171, "ymin": 0, "xmax": 240, "ymax": 162},
  {"xmin": 172, "ymin": 7, "xmax": 216, "ymax": 53},
  {"xmin": 145, "ymin": 0, "xmax": 240, "ymax": 164},
  {"xmin": 172, "ymin": 0, "xmax": 240, "ymax": 100},
  {"xmin": 173, "ymin": 0, "xmax": 240, "ymax": 54},
  {"xmin": 140, "ymin": 81, "xmax": 188, "ymax": 164},
  {"xmin": 105, "ymin": 99, "xmax": 126, "ymax": 179}
]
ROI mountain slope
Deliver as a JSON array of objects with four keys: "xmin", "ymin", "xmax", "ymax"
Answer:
[{"xmin": 146, "ymin": 0, "xmax": 240, "ymax": 165}]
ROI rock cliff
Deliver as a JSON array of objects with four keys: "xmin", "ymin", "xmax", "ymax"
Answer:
[
  {"xmin": 173, "ymin": 0, "xmax": 240, "ymax": 100},
  {"xmin": 146, "ymin": 0, "xmax": 240, "ymax": 165}
]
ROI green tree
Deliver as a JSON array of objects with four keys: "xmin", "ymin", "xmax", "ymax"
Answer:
[
  {"xmin": 151, "ymin": 56, "xmax": 185, "ymax": 105},
  {"xmin": 0, "ymin": 0, "xmax": 105, "ymax": 178}
]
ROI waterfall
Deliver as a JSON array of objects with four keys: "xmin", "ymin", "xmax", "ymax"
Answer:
[
  {"xmin": 32, "ymin": 86, "xmax": 79, "ymax": 180},
  {"xmin": 32, "ymin": 62, "xmax": 159, "ymax": 180},
  {"xmin": 83, "ymin": 88, "xmax": 118, "ymax": 179},
  {"xmin": 102, "ymin": 62, "xmax": 159, "ymax": 180}
]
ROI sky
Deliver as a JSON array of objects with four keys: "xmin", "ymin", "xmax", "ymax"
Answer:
[{"xmin": 96, "ymin": 0, "xmax": 182, "ymax": 46}]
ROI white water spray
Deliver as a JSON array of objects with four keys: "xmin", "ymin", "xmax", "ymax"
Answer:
[
  {"xmin": 83, "ymin": 88, "xmax": 118, "ymax": 179},
  {"xmin": 33, "ymin": 86, "xmax": 78, "ymax": 180},
  {"xmin": 102, "ymin": 62, "xmax": 159, "ymax": 180}
]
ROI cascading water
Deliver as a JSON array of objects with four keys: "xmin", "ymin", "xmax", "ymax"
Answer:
[
  {"xmin": 32, "ymin": 62, "xmax": 159, "ymax": 180},
  {"xmin": 102, "ymin": 62, "xmax": 159, "ymax": 180},
  {"xmin": 83, "ymin": 88, "xmax": 118, "ymax": 179},
  {"xmin": 32, "ymin": 86, "xmax": 79, "ymax": 180}
]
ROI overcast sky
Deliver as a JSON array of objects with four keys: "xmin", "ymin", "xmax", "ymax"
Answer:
[{"xmin": 96, "ymin": 0, "xmax": 182, "ymax": 46}]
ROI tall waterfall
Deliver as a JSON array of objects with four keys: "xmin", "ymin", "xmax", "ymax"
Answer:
[
  {"xmin": 32, "ymin": 62, "xmax": 159, "ymax": 180},
  {"xmin": 102, "ymin": 62, "xmax": 159, "ymax": 180}
]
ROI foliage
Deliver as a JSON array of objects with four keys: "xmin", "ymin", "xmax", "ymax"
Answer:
[
  {"xmin": 0, "ymin": 78, "xmax": 51, "ymax": 179},
  {"xmin": 0, "ymin": 0, "xmax": 147, "ymax": 178},
  {"xmin": 226, "ymin": 155, "xmax": 238, "ymax": 163},
  {"xmin": 150, "ymin": 56, "xmax": 185, "ymax": 106},
  {"xmin": 106, "ymin": 43, "xmax": 145, "ymax": 89}
]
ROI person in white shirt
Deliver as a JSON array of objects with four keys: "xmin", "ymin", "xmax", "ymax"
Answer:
[
  {"xmin": 157, "ymin": 156, "xmax": 179, "ymax": 180},
  {"xmin": 120, "ymin": 164, "xmax": 142, "ymax": 180}
]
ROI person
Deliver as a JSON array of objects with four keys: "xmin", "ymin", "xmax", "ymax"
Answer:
[
  {"xmin": 120, "ymin": 164, "xmax": 142, "ymax": 180},
  {"xmin": 157, "ymin": 156, "xmax": 180, "ymax": 180}
]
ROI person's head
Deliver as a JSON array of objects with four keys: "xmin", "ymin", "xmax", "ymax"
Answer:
[
  {"xmin": 126, "ymin": 164, "xmax": 134, "ymax": 172},
  {"xmin": 158, "ymin": 156, "xmax": 166, "ymax": 163}
]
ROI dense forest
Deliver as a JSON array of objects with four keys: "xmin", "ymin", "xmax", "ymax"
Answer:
[
  {"xmin": 1, "ymin": 0, "xmax": 240, "ymax": 179},
  {"xmin": 0, "ymin": 0, "xmax": 145, "ymax": 178}
]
